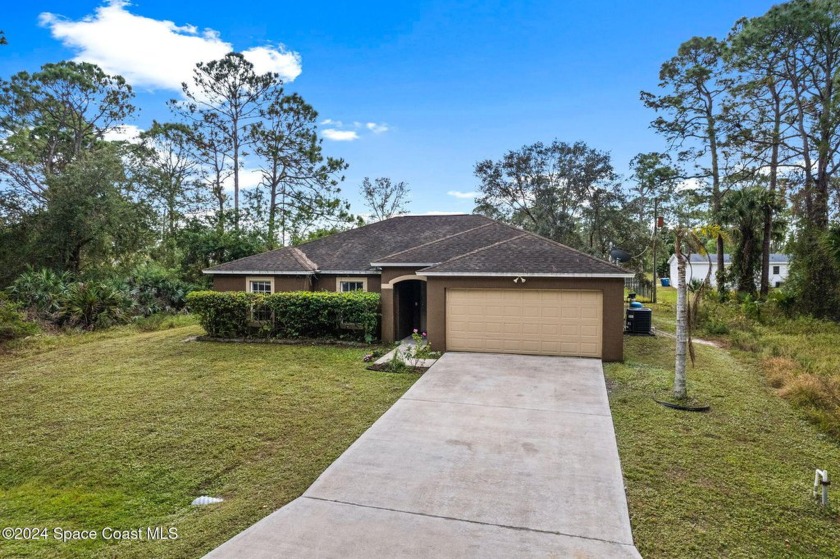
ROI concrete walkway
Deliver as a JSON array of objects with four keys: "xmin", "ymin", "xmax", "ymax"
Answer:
[{"xmin": 204, "ymin": 353, "xmax": 640, "ymax": 558}]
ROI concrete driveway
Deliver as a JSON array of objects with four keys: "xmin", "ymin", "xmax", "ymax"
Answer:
[{"xmin": 204, "ymin": 353, "xmax": 640, "ymax": 558}]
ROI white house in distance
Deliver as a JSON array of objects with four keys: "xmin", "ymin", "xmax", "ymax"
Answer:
[{"xmin": 668, "ymin": 253, "xmax": 790, "ymax": 288}]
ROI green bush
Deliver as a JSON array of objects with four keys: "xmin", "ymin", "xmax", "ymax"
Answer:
[
  {"xmin": 0, "ymin": 294, "xmax": 38, "ymax": 341},
  {"xmin": 59, "ymin": 281, "xmax": 133, "ymax": 330},
  {"xmin": 127, "ymin": 263, "xmax": 197, "ymax": 316},
  {"xmin": 186, "ymin": 290, "xmax": 381, "ymax": 342},
  {"xmin": 6, "ymin": 269, "xmax": 71, "ymax": 318}
]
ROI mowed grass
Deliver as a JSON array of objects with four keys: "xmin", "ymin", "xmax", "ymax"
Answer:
[
  {"xmin": 606, "ymin": 288, "xmax": 840, "ymax": 557},
  {"xmin": 0, "ymin": 325, "xmax": 417, "ymax": 558}
]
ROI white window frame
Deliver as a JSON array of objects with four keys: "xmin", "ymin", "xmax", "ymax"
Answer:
[
  {"xmin": 246, "ymin": 276, "xmax": 274, "ymax": 294},
  {"xmin": 337, "ymin": 277, "xmax": 367, "ymax": 293},
  {"xmin": 772, "ymin": 265, "xmax": 780, "ymax": 275}
]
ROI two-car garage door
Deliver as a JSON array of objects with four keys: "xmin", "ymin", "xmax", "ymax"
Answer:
[{"xmin": 446, "ymin": 289, "xmax": 603, "ymax": 358}]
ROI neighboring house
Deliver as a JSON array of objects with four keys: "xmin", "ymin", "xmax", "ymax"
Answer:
[
  {"xmin": 204, "ymin": 215, "xmax": 633, "ymax": 361},
  {"xmin": 668, "ymin": 253, "xmax": 790, "ymax": 288}
]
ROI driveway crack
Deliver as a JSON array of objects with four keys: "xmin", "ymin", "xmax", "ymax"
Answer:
[{"xmin": 302, "ymin": 495, "xmax": 635, "ymax": 549}]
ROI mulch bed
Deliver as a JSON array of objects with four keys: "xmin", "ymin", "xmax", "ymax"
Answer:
[
  {"xmin": 366, "ymin": 363, "xmax": 428, "ymax": 374},
  {"xmin": 196, "ymin": 336, "xmax": 371, "ymax": 348}
]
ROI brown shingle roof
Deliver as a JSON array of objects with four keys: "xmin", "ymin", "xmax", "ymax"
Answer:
[
  {"xmin": 372, "ymin": 221, "xmax": 522, "ymax": 265},
  {"xmin": 204, "ymin": 214, "xmax": 630, "ymax": 277},
  {"xmin": 204, "ymin": 214, "xmax": 492, "ymax": 273},
  {"xmin": 205, "ymin": 246, "xmax": 318, "ymax": 274},
  {"xmin": 417, "ymin": 232, "xmax": 631, "ymax": 276}
]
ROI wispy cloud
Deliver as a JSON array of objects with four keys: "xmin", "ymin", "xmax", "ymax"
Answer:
[
  {"xmin": 320, "ymin": 119, "xmax": 389, "ymax": 141},
  {"xmin": 39, "ymin": 0, "xmax": 302, "ymax": 91},
  {"xmin": 366, "ymin": 122, "xmax": 389, "ymax": 134},
  {"xmin": 447, "ymin": 190, "xmax": 478, "ymax": 200},
  {"xmin": 322, "ymin": 129, "xmax": 360, "ymax": 142}
]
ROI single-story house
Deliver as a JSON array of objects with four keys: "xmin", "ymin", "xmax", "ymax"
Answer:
[
  {"xmin": 203, "ymin": 215, "xmax": 633, "ymax": 361},
  {"xmin": 668, "ymin": 253, "xmax": 790, "ymax": 288}
]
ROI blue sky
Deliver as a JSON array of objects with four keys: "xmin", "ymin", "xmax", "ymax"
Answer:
[{"xmin": 2, "ymin": 0, "xmax": 777, "ymax": 216}]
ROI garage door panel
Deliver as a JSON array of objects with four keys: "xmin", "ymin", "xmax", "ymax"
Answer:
[{"xmin": 446, "ymin": 289, "xmax": 602, "ymax": 358}]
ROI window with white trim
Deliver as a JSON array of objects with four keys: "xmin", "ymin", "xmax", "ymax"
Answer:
[
  {"xmin": 246, "ymin": 277, "xmax": 274, "ymax": 322},
  {"xmin": 772, "ymin": 265, "xmax": 780, "ymax": 275},
  {"xmin": 337, "ymin": 277, "xmax": 367, "ymax": 292},
  {"xmin": 247, "ymin": 277, "xmax": 274, "ymax": 294}
]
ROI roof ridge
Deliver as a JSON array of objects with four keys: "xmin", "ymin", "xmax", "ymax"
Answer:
[
  {"xmin": 373, "ymin": 223, "xmax": 494, "ymax": 262},
  {"xmin": 419, "ymin": 233, "xmax": 529, "ymax": 270},
  {"xmin": 204, "ymin": 245, "xmax": 298, "ymax": 271},
  {"xmin": 292, "ymin": 213, "xmax": 479, "ymax": 250},
  {"xmin": 290, "ymin": 247, "xmax": 318, "ymax": 271},
  {"xmin": 479, "ymin": 218, "xmax": 629, "ymax": 274},
  {"xmin": 519, "ymin": 230, "xmax": 630, "ymax": 273}
]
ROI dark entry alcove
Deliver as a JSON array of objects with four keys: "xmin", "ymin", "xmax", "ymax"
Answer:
[{"xmin": 394, "ymin": 280, "xmax": 426, "ymax": 339}]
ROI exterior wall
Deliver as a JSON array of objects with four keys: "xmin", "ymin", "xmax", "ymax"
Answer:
[
  {"xmin": 424, "ymin": 276, "xmax": 625, "ymax": 362},
  {"xmin": 312, "ymin": 275, "xmax": 382, "ymax": 293},
  {"xmin": 668, "ymin": 258, "xmax": 790, "ymax": 288},
  {"xmin": 212, "ymin": 275, "xmax": 246, "ymax": 292},
  {"xmin": 211, "ymin": 275, "xmax": 311, "ymax": 292},
  {"xmin": 770, "ymin": 264, "xmax": 789, "ymax": 287},
  {"xmin": 669, "ymin": 260, "xmax": 719, "ymax": 287}
]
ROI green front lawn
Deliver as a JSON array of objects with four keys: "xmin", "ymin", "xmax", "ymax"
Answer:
[
  {"xmin": 606, "ymin": 289, "xmax": 840, "ymax": 557},
  {"xmin": 0, "ymin": 325, "xmax": 417, "ymax": 558}
]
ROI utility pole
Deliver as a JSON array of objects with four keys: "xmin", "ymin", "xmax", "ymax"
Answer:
[{"xmin": 652, "ymin": 197, "xmax": 658, "ymax": 304}]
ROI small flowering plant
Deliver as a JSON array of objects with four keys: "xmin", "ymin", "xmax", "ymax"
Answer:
[{"xmin": 406, "ymin": 328, "xmax": 433, "ymax": 366}]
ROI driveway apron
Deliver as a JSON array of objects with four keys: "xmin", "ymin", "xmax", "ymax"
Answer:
[{"xmin": 204, "ymin": 352, "xmax": 641, "ymax": 558}]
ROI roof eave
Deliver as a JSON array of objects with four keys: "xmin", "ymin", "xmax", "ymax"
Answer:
[
  {"xmin": 203, "ymin": 269, "xmax": 315, "ymax": 276},
  {"xmin": 416, "ymin": 271, "xmax": 635, "ymax": 278},
  {"xmin": 369, "ymin": 262, "xmax": 439, "ymax": 267},
  {"xmin": 316, "ymin": 270, "xmax": 381, "ymax": 275}
]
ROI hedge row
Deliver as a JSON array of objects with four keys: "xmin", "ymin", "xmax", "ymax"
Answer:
[{"xmin": 186, "ymin": 290, "xmax": 380, "ymax": 342}]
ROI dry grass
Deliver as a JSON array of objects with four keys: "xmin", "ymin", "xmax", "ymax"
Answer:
[
  {"xmin": 653, "ymin": 288, "xmax": 840, "ymax": 439},
  {"xmin": 606, "ymin": 312, "xmax": 840, "ymax": 558}
]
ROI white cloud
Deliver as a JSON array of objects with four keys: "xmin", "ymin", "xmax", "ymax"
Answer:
[
  {"xmin": 39, "ymin": 0, "xmax": 302, "ymax": 91},
  {"xmin": 322, "ymin": 129, "xmax": 359, "ymax": 142},
  {"xmin": 447, "ymin": 190, "xmax": 478, "ymax": 200},
  {"xmin": 676, "ymin": 178, "xmax": 704, "ymax": 192},
  {"xmin": 103, "ymin": 124, "xmax": 142, "ymax": 143},
  {"xmin": 366, "ymin": 122, "xmax": 389, "ymax": 134},
  {"xmin": 320, "ymin": 119, "xmax": 389, "ymax": 141},
  {"xmin": 241, "ymin": 45, "xmax": 302, "ymax": 82},
  {"xmin": 220, "ymin": 168, "xmax": 263, "ymax": 191}
]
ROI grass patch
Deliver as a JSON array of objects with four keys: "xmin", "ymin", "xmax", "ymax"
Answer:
[
  {"xmin": 663, "ymin": 286, "xmax": 840, "ymax": 439},
  {"xmin": 0, "ymin": 325, "xmax": 417, "ymax": 558},
  {"xmin": 607, "ymin": 287, "xmax": 840, "ymax": 557}
]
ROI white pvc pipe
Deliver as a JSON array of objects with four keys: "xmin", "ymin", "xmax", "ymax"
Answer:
[{"xmin": 814, "ymin": 469, "xmax": 830, "ymax": 506}]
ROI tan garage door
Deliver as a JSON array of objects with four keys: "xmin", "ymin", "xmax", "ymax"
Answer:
[{"xmin": 446, "ymin": 289, "xmax": 603, "ymax": 358}]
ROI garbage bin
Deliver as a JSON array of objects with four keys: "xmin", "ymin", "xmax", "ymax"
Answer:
[{"xmin": 661, "ymin": 278, "xmax": 671, "ymax": 287}]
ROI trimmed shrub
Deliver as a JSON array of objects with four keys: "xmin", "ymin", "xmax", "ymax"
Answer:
[{"xmin": 186, "ymin": 290, "xmax": 381, "ymax": 342}]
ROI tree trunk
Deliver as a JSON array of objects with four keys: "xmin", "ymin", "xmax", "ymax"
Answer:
[
  {"xmin": 705, "ymin": 92, "xmax": 726, "ymax": 297},
  {"xmin": 761, "ymin": 88, "xmax": 782, "ymax": 297},
  {"xmin": 267, "ymin": 182, "xmax": 278, "ymax": 250},
  {"xmin": 674, "ymin": 236, "xmax": 688, "ymax": 400}
]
